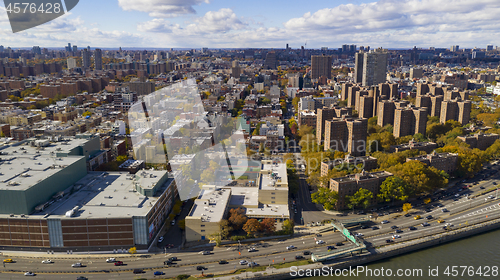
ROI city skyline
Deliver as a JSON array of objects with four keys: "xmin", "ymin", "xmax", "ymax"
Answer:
[{"xmin": 0, "ymin": 0, "xmax": 499, "ymax": 48}]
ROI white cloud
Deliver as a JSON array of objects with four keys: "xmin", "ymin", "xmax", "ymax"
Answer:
[{"xmin": 118, "ymin": 0, "xmax": 210, "ymax": 17}]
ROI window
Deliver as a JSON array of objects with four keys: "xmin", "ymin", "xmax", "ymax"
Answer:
[
  {"xmin": 272, "ymin": 201, "xmax": 275, "ymax": 204},
  {"xmin": 271, "ymin": 192, "xmax": 275, "ymax": 195},
  {"xmin": 271, "ymin": 197, "xmax": 275, "ymax": 199},
  {"xmin": 201, "ymin": 225, "xmax": 205, "ymax": 227},
  {"xmin": 201, "ymin": 230, "xmax": 205, "ymax": 232}
]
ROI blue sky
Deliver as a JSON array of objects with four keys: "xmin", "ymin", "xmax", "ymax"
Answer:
[{"xmin": 0, "ymin": 0, "xmax": 499, "ymax": 49}]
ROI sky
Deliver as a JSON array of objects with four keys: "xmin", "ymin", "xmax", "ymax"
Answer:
[{"xmin": 0, "ymin": 0, "xmax": 499, "ymax": 49}]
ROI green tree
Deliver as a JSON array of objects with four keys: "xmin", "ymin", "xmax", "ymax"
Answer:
[
  {"xmin": 346, "ymin": 188, "xmax": 374, "ymax": 210},
  {"xmin": 311, "ymin": 187, "xmax": 339, "ymax": 210},
  {"xmin": 219, "ymin": 219, "xmax": 233, "ymax": 239},
  {"xmin": 377, "ymin": 176, "xmax": 412, "ymax": 203},
  {"xmin": 282, "ymin": 219, "xmax": 294, "ymax": 235}
]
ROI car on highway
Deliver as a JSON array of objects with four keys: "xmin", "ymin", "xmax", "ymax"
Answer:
[
  {"xmin": 316, "ymin": 233, "xmax": 322, "ymax": 237},
  {"xmin": 72, "ymin": 263, "xmax": 83, "ymax": 267},
  {"xmin": 114, "ymin": 261, "xmax": 124, "ymax": 266},
  {"xmin": 480, "ymin": 186, "xmax": 485, "ymax": 189},
  {"xmin": 303, "ymin": 251, "xmax": 311, "ymax": 255},
  {"xmin": 355, "ymin": 233, "xmax": 364, "ymax": 237},
  {"xmin": 316, "ymin": 240, "xmax": 325, "ymax": 244},
  {"xmin": 76, "ymin": 277, "xmax": 88, "ymax": 280},
  {"xmin": 426, "ymin": 215, "xmax": 433, "ymax": 220},
  {"xmin": 248, "ymin": 247, "xmax": 257, "ymax": 252},
  {"xmin": 372, "ymin": 226, "xmax": 379, "ymax": 230},
  {"xmin": 154, "ymin": 271, "xmax": 165, "ymax": 276},
  {"xmin": 381, "ymin": 220, "xmax": 390, "ymax": 224},
  {"xmin": 24, "ymin": 272, "xmax": 36, "ymax": 276},
  {"xmin": 327, "ymin": 246, "xmax": 335, "ymax": 250},
  {"xmin": 106, "ymin": 258, "xmax": 116, "ymax": 263},
  {"xmin": 295, "ymin": 255, "xmax": 305, "ymax": 260},
  {"xmin": 239, "ymin": 260, "xmax": 248, "ymax": 265},
  {"xmin": 404, "ymin": 213, "xmax": 411, "ymax": 217},
  {"xmin": 3, "ymin": 259, "xmax": 13, "ymax": 263},
  {"xmin": 286, "ymin": 245, "xmax": 297, "ymax": 250},
  {"xmin": 201, "ymin": 250, "xmax": 211, "ymax": 255},
  {"xmin": 336, "ymin": 242, "xmax": 344, "ymax": 246},
  {"xmin": 196, "ymin": 266, "xmax": 206, "ymax": 271},
  {"xmin": 395, "ymin": 229, "xmax": 403, "ymax": 233},
  {"xmin": 133, "ymin": 269, "xmax": 144, "ymax": 274},
  {"xmin": 442, "ymin": 208, "xmax": 449, "ymax": 212},
  {"xmin": 248, "ymin": 262, "xmax": 259, "ymax": 267},
  {"xmin": 391, "ymin": 225, "xmax": 399, "ymax": 229},
  {"xmin": 392, "ymin": 235, "xmax": 401, "ymax": 239},
  {"xmin": 360, "ymin": 225, "xmax": 370, "ymax": 229},
  {"xmin": 386, "ymin": 239, "xmax": 393, "ymax": 243},
  {"xmin": 41, "ymin": 259, "xmax": 53, "ymax": 264},
  {"xmin": 168, "ymin": 256, "xmax": 178, "ymax": 262},
  {"xmin": 414, "ymin": 215, "xmax": 422, "ymax": 220},
  {"xmin": 409, "ymin": 226, "xmax": 417, "ymax": 230},
  {"xmin": 438, "ymin": 219, "xmax": 445, "ymax": 223},
  {"xmin": 421, "ymin": 222, "xmax": 430, "ymax": 227},
  {"xmin": 158, "ymin": 236, "xmax": 164, "ymax": 243},
  {"xmin": 219, "ymin": 260, "xmax": 228, "ymax": 264},
  {"xmin": 164, "ymin": 260, "xmax": 172, "ymax": 265}
]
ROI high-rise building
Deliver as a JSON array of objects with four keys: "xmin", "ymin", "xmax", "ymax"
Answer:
[
  {"xmin": 440, "ymin": 100, "xmax": 471, "ymax": 125},
  {"xmin": 94, "ymin": 48, "xmax": 102, "ymax": 71},
  {"xmin": 264, "ymin": 52, "xmax": 277, "ymax": 69},
  {"xmin": 231, "ymin": 61, "xmax": 241, "ymax": 78},
  {"xmin": 311, "ymin": 55, "xmax": 332, "ymax": 79},
  {"xmin": 65, "ymin": 43, "xmax": 71, "ymax": 52},
  {"xmin": 67, "ymin": 57, "xmax": 77, "ymax": 69},
  {"xmin": 316, "ymin": 108, "xmax": 336, "ymax": 145},
  {"xmin": 354, "ymin": 52, "xmax": 364, "ymax": 84},
  {"xmin": 324, "ymin": 117, "xmax": 367, "ymax": 156},
  {"xmin": 82, "ymin": 49, "xmax": 91, "ymax": 69},
  {"xmin": 430, "ymin": 95, "xmax": 443, "ymax": 117},
  {"xmin": 410, "ymin": 68, "xmax": 423, "ymax": 79},
  {"xmin": 341, "ymin": 83, "xmax": 352, "ymax": 101},
  {"xmin": 347, "ymin": 86, "xmax": 360, "ymax": 108},
  {"xmin": 72, "ymin": 45, "xmax": 77, "ymax": 53},
  {"xmin": 358, "ymin": 95, "xmax": 373, "ymax": 119},
  {"xmin": 361, "ymin": 49, "xmax": 388, "ymax": 86},
  {"xmin": 377, "ymin": 100, "xmax": 396, "ymax": 127},
  {"xmin": 487, "ymin": 45, "xmax": 494, "ymax": 51},
  {"xmin": 450, "ymin": 45, "xmax": 460, "ymax": 52},
  {"xmin": 393, "ymin": 107, "xmax": 427, "ymax": 138}
]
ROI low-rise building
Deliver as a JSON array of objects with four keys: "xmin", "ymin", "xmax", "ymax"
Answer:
[
  {"xmin": 406, "ymin": 151, "xmax": 458, "ymax": 175},
  {"xmin": 457, "ymin": 133, "xmax": 500, "ymax": 150}
]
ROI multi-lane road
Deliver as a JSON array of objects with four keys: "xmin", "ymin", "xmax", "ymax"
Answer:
[{"xmin": 2, "ymin": 164, "xmax": 500, "ymax": 279}]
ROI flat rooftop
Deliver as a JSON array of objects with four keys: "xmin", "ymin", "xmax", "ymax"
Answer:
[
  {"xmin": 245, "ymin": 204, "xmax": 290, "ymax": 219},
  {"xmin": 23, "ymin": 170, "xmax": 173, "ymax": 219},
  {"xmin": 228, "ymin": 186, "xmax": 259, "ymax": 207},
  {"xmin": 331, "ymin": 171, "xmax": 392, "ymax": 183},
  {"xmin": 188, "ymin": 186, "xmax": 230, "ymax": 223},
  {"xmin": 259, "ymin": 162, "xmax": 288, "ymax": 191},
  {"xmin": 0, "ymin": 139, "xmax": 88, "ymax": 191}
]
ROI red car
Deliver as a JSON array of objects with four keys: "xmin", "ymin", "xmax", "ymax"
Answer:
[{"xmin": 114, "ymin": 261, "xmax": 124, "ymax": 266}]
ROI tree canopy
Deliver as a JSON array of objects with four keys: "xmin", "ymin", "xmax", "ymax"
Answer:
[{"xmin": 311, "ymin": 187, "xmax": 339, "ymax": 210}]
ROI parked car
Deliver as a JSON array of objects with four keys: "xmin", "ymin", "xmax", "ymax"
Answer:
[
  {"xmin": 158, "ymin": 236, "xmax": 164, "ymax": 243},
  {"xmin": 76, "ymin": 277, "xmax": 88, "ymax": 280}
]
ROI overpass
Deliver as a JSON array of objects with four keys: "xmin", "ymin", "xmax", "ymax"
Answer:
[{"xmin": 311, "ymin": 220, "xmax": 367, "ymax": 262}]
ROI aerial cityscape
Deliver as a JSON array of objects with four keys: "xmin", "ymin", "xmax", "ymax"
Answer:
[{"xmin": 1, "ymin": 0, "xmax": 500, "ymax": 279}]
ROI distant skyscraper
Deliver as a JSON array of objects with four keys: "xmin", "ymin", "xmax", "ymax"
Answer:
[
  {"xmin": 231, "ymin": 61, "xmax": 241, "ymax": 78},
  {"xmin": 311, "ymin": 55, "xmax": 332, "ymax": 79},
  {"xmin": 94, "ymin": 49, "xmax": 102, "ymax": 70},
  {"xmin": 65, "ymin": 43, "xmax": 71, "ymax": 52},
  {"xmin": 487, "ymin": 45, "xmax": 494, "ymax": 51},
  {"xmin": 82, "ymin": 49, "xmax": 91, "ymax": 69},
  {"xmin": 32, "ymin": 46, "xmax": 41, "ymax": 55},
  {"xmin": 450, "ymin": 45, "xmax": 460, "ymax": 52},
  {"xmin": 264, "ymin": 52, "xmax": 277, "ymax": 69},
  {"xmin": 67, "ymin": 57, "xmax": 76, "ymax": 69},
  {"xmin": 361, "ymin": 49, "xmax": 388, "ymax": 87},
  {"xmin": 72, "ymin": 45, "xmax": 77, "ymax": 53},
  {"xmin": 354, "ymin": 52, "xmax": 364, "ymax": 84}
]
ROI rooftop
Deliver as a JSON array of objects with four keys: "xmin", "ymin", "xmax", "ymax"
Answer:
[
  {"xmin": 259, "ymin": 162, "xmax": 288, "ymax": 191},
  {"xmin": 26, "ymin": 170, "xmax": 173, "ymax": 219},
  {"xmin": 188, "ymin": 186, "xmax": 231, "ymax": 223},
  {"xmin": 331, "ymin": 171, "xmax": 392, "ymax": 183}
]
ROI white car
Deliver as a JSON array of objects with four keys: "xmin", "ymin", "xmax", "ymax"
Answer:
[
  {"xmin": 355, "ymin": 233, "xmax": 364, "ymax": 237},
  {"xmin": 247, "ymin": 261, "xmax": 259, "ymax": 267},
  {"xmin": 24, "ymin": 272, "xmax": 36, "ymax": 276},
  {"xmin": 41, "ymin": 259, "xmax": 53, "ymax": 264},
  {"xmin": 158, "ymin": 236, "xmax": 164, "ymax": 243},
  {"xmin": 392, "ymin": 235, "xmax": 401, "ymax": 239},
  {"xmin": 72, "ymin": 263, "xmax": 83, "ymax": 267},
  {"xmin": 286, "ymin": 245, "xmax": 296, "ymax": 250},
  {"xmin": 106, "ymin": 258, "xmax": 116, "ymax": 263},
  {"xmin": 381, "ymin": 220, "xmax": 390, "ymax": 224},
  {"xmin": 239, "ymin": 260, "xmax": 248, "ymax": 265},
  {"xmin": 248, "ymin": 248, "xmax": 256, "ymax": 252},
  {"xmin": 316, "ymin": 240, "xmax": 325, "ymax": 244}
]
